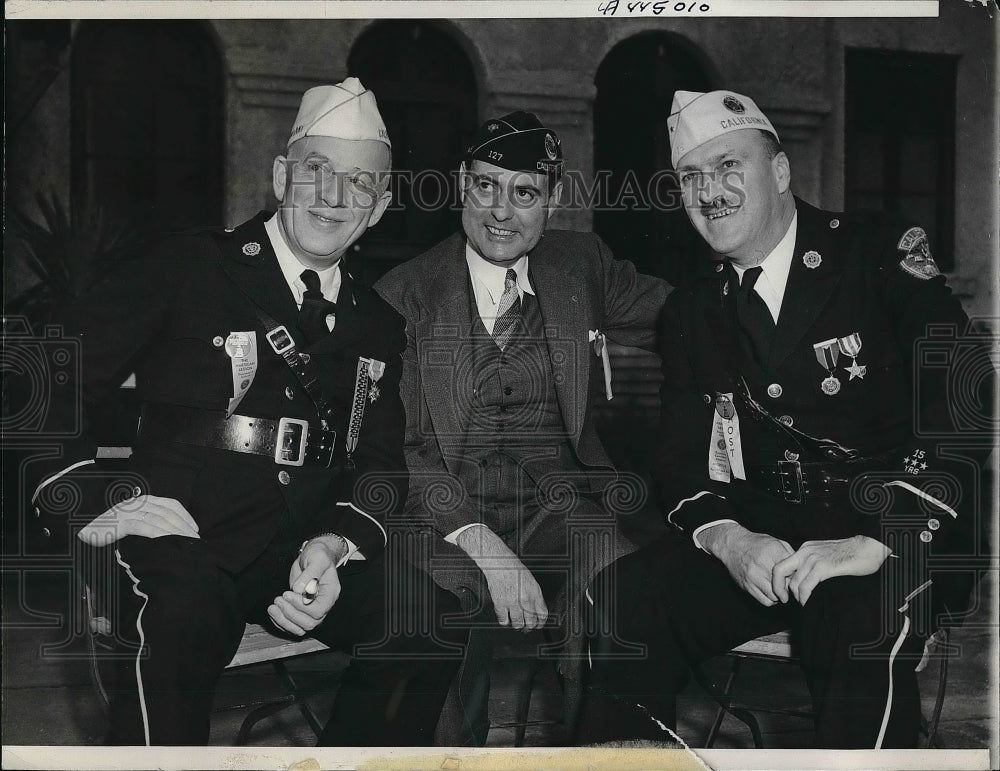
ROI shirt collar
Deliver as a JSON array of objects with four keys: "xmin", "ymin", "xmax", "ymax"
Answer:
[
  {"xmin": 731, "ymin": 210, "xmax": 797, "ymax": 317},
  {"xmin": 464, "ymin": 241, "xmax": 535, "ymax": 305},
  {"xmin": 265, "ymin": 213, "xmax": 342, "ymax": 304}
]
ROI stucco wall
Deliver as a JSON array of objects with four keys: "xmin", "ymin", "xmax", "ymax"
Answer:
[{"xmin": 6, "ymin": 12, "xmax": 997, "ymax": 319}]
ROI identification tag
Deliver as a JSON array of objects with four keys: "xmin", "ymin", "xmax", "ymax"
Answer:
[
  {"xmin": 708, "ymin": 393, "xmax": 745, "ymax": 482},
  {"xmin": 225, "ymin": 331, "xmax": 258, "ymax": 418}
]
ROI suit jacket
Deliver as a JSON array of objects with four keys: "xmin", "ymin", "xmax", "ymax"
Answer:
[
  {"xmin": 653, "ymin": 199, "xmax": 993, "ymax": 617},
  {"xmin": 29, "ymin": 212, "xmax": 406, "ymax": 573},
  {"xmin": 375, "ymin": 229, "xmax": 669, "ymax": 597}
]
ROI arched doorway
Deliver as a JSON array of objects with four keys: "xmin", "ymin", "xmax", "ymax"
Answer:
[
  {"xmin": 349, "ymin": 21, "xmax": 478, "ymax": 281},
  {"xmin": 71, "ymin": 22, "xmax": 223, "ymax": 236},
  {"xmin": 594, "ymin": 34, "xmax": 713, "ymax": 286}
]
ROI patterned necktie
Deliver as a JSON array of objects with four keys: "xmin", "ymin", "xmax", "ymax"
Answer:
[
  {"xmin": 297, "ymin": 269, "xmax": 337, "ymax": 345},
  {"xmin": 491, "ymin": 268, "xmax": 522, "ymax": 351},
  {"xmin": 735, "ymin": 265, "xmax": 775, "ymax": 366}
]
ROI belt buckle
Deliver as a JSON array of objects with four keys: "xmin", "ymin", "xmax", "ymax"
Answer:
[
  {"xmin": 276, "ymin": 417, "xmax": 309, "ymax": 466},
  {"xmin": 776, "ymin": 460, "xmax": 803, "ymax": 504},
  {"xmin": 266, "ymin": 326, "xmax": 295, "ymax": 356}
]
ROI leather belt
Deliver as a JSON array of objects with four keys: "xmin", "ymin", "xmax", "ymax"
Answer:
[
  {"xmin": 746, "ymin": 461, "xmax": 855, "ymax": 504},
  {"xmin": 138, "ymin": 404, "xmax": 336, "ymax": 468}
]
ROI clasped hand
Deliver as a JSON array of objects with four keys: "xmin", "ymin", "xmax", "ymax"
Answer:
[{"xmin": 704, "ymin": 523, "xmax": 889, "ymax": 607}]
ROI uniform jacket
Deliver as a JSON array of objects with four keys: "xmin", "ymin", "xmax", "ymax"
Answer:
[
  {"xmin": 29, "ymin": 212, "xmax": 406, "ymax": 572},
  {"xmin": 653, "ymin": 199, "xmax": 992, "ymax": 616},
  {"xmin": 375, "ymin": 230, "xmax": 669, "ymax": 595}
]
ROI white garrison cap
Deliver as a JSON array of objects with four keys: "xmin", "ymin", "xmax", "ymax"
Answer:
[
  {"xmin": 288, "ymin": 78, "xmax": 391, "ymax": 148},
  {"xmin": 667, "ymin": 90, "xmax": 778, "ymax": 167}
]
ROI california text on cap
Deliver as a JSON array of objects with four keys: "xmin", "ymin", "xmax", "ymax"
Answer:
[{"xmin": 667, "ymin": 90, "xmax": 778, "ymax": 167}]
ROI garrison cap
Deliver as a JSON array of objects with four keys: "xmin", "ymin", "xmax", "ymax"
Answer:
[
  {"xmin": 288, "ymin": 78, "xmax": 391, "ymax": 149},
  {"xmin": 466, "ymin": 111, "xmax": 563, "ymax": 177},
  {"xmin": 668, "ymin": 90, "xmax": 778, "ymax": 167}
]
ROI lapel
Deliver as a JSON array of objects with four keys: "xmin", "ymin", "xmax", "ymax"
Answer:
[
  {"xmin": 691, "ymin": 259, "xmax": 742, "ymax": 392},
  {"xmin": 529, "ymin": 236, "xmax": 591, "ymax": 443},
  {"xmin": 221, "ymin": 213, "xmax": 300, "ymax": 334},
  {"xmin": 416, "ymin": 234, "xmax": 479, "ymax": 445},
  {"xmin": 769, "ymin": 200, "xmax": 843, "ymax": 370}
]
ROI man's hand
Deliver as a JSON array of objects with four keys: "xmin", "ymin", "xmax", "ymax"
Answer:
[
  {"xmin": 772, "ymin": 535, "xmax": 890, "ymax": 606},
  {"xmin": 268, "ymin": 537, "xmax": 346, "ymax": 636},
  {"xmin": 76, "ymin": 495, "xmax": 200, "ymax": 547},
  {"xmin": 456, "ymin": 526, "xmax": 549, "ymax": 631},
  {"xmin": 699, "ymin": 522, "xmax": 794, "ymax": 607}
]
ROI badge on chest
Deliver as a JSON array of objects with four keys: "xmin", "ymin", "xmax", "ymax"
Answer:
[
  {"xmin": 708, "ymin": 393, "xmax": 746, "ymax": 483},
  {"xmin": 225, "ymin": 331, "xmax": 259, "ymax": 417}
]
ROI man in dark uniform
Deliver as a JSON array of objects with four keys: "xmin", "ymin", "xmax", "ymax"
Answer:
[
  {"xmin": 375, "ymin": 112, "xmax": 669, "ymax": 744},
  {"xmin": 28, "ymin": 78, "xmax": 464, "ymax": 746},
  {"xmin": 577, "ymin": 89, "xmax": 992, "ymax": 747}
]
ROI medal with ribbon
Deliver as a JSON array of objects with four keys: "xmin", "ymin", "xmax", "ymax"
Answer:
[
  {"xmin": 838, "ymin": 332, "xmax": 866, "ymax": 380},
  {"xmin": 812, "ymin": 338, "xmax": 841, "ymax": 395}
]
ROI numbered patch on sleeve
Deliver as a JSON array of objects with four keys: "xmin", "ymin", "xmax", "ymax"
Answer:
[{"xmin": 897, "ymin": 227, "xmax": 940, "ymax": 280}]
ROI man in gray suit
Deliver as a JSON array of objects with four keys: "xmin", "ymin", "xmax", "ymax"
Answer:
[{"xmin": 375, "ymin": 111, "xmax": 669, "ymax": 744}]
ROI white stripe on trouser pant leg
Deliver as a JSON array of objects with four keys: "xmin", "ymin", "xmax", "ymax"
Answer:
[
  {"xmin": 874, "ymin": 579, "xmax": 931, "ymax": 749},
  {"xmin": 114, "ymin": 548, "xmax": 152, "ymax": 746}
]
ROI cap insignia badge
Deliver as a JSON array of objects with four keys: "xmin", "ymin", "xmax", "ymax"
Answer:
[
  {"xmin": 723, "ymin": 95, "xmax": 746, "ymax": 114},
  {"xmin": 544, "ymin": 133, "xmax": 558, "ymax": 160}
]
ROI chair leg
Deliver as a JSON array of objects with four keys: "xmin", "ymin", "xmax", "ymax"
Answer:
[
  {"xmin": 693, "ymin": 657, "xmax": 765, "ymax": 749},
  {"xmin": 513, "ymin": 660, "xmax": 541, "ymax": 747}
]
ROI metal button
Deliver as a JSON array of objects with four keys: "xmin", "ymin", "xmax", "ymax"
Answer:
[
  {"xmin": 778, "ymin": 415, "xmax": 793, "ymax": 427},
  {"xmin": 42, "ymin": 527, "xmax": 51, "ymax": 538},
  {"xmin": 285, "ymin": 387, "xmax": 295, "ymax": 400},
  {"xmin": 784, "ymin": 450, "xmax": 799, "ymax": 462},
  {"xmin": 132, "ymin": 485, "xmax": 142, "ymax": 498},
  {"xmin": 715, "ymin": 263, "xmax": 724, "ymax": 272},
  {"xmin": 830, "ymin": 218, "xmax": 840, "ymax": 229},
  {"xmin": 503, "ymin": 387, "xmax": 513, "ymax": 396},
  {"xmin": 928, "ymin": 518, "xmax": 940, "ymax": 531},
  {"xmin": 919, "ymin": 530, "xmax": 933, "ymax": 543},
  {"xmin": 213, "ymin": 336, "xmax": 225, "ymax": 347},
  {"xmin": 767, "ymin": 383, "xmax": 783, "ymax": 398},
  {"xmin": 496, "ymin": 423, "xmax": 505, "ymax": 432},
  {"xmin": 702, "ymin": 394, "xmax": 712, "ymax": 405},
  {"xmin": 33, "ymin": 507, "xmax": 40, "ymax": 518},
  {"xmin": 278, "ymin": 470, "xmax": 291, "ymax": 485}
]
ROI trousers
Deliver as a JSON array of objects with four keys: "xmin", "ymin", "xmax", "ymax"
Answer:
[
  {"xmin": 94, "ymin": 532, "xmax": 466, "ymax": 745},
  {"xmin": 579, "ymin": 531, "xmax": 925, "ymax": 748}
]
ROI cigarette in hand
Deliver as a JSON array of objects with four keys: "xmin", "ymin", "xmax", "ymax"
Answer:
[{"xmin": 302, "ymin": 578, "xmax": 319, "ymax": 604}]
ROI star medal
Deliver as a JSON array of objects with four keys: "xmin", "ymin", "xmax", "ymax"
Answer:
[
  {"xmin": 366, "ymin": 358, "xmax": 385, "ymax": 404},
  {"xmin": 813, "ymin": 338, "xmax": 841, "ymax": 395},
  {"xmin": 838, "ymin": 332, "xmax": 866, "ymax": 380}
]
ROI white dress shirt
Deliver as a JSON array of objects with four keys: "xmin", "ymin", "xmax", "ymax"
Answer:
[
  {"xmin": 465, "ymin": 242, "xmax": 535, "ymax": 334},
  {"xmin": 265, "ymin": 214, "xmax": 340, "ymax": 332}
]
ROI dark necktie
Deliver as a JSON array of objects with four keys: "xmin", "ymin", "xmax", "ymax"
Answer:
[
  {"xmin": 735, "ymin": 265, "xmax": 775, "ymax": 366},
  {"xmin": 491, "ymin": 268, "xmax": 522, "ymax": 350},
  {"xmin": 297, "ymin": 269, "xmax": 336, "ymax": 345}
]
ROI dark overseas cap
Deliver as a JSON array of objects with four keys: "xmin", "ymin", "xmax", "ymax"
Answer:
[{"xmin": 466, "ymin": 111, "xmax": 563, "ymax": 178}]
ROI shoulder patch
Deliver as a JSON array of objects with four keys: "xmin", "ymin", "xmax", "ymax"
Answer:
[{"xmin": 896, "ymin": 226, "xmax": 940, "ymax": 280}]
